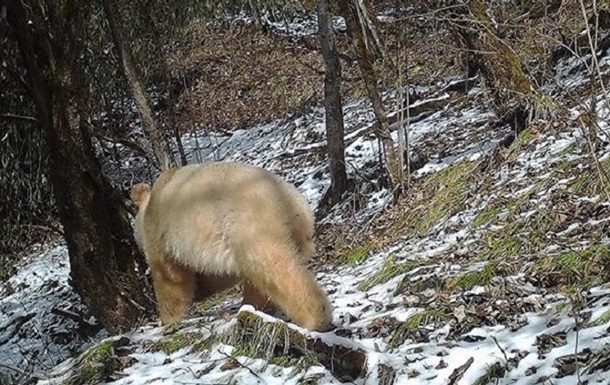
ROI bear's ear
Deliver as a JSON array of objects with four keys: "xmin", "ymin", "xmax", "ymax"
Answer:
[{"xmin": 131, "ymin": 183, "xmax": 151, "ymax": 209}]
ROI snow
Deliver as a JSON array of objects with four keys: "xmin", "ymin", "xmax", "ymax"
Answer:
[
  {"xmin": 4, "ymin": 14, "xmax": 610, "ymax": 385},
  {"xmin": 0, "ymin": 244, "xmax": 107, "ymax": 375}
]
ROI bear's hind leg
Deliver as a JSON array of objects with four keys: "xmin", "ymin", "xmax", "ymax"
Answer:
[
  {"xmin": 193, "ymin": 274, "xmax": 239, "ymax": 302},
  {"xmin": 149, "ymin": 257, "xmax": 196, "ymax": 325},
  {"xmin": 242, "ymin": 240, "xmax": 332, "ymax": 331},
  {"xmin": 242, "ymin": 282, "xmax": 277, "ymax": 313}
]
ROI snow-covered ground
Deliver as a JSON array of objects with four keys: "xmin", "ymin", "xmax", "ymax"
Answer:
[
  {"xmin": 3, "ymin": 16, "xmax": 610, "ymax": 385},
  {"xmin": 0, "ymin": 244, "xmax": 107, "ymax": 378}
]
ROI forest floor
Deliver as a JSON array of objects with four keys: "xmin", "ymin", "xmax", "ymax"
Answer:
[{"xmin": 3, "ymin": 6, "xmax": 610, "ymax": 385}]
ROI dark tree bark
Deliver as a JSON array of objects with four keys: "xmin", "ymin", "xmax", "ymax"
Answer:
[
  {"xmin": 317, "ymin": 0, "xmax": 347, "ymax": 204},
  {"xmin": 6, "ymin": 0, "xmax": 153, "ymax": 334},
  {"xmin": 102, "ymin": 0, "xmax": 176, "ymax": 170},
  {"xmin": 339, "ymin": 0, "xmax": 401, "ymax": 190},
  {"xmin": 440, "ymin": 0, "xmax": 535, "ymax": 131}
]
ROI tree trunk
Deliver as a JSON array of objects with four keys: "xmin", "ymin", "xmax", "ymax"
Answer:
[
  {"xmin": 7, "ymin": 0, "xmax": 153, "ymax": 334},
  {"xmin": 102, "ymin": 0, "xmax": 175, "ymax": 170},
  {"xmin": 441, "ymin": 0, "xmax": 535, "ymax": 131},
  {"xmin": 138, "ymin": 5, "xmax": 188, "ymax": 167},
  {"xmin": 339, "ymin": 0, "xmax": 401, "ymax": 190},
  {"xmin": 317, "ymin": 0, "xmax": 348, "ymax": 204}
]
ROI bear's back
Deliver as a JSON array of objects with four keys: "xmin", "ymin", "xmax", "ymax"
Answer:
[{"xmin": 143, "ymin": 162, "xmax": 312, "ymax": 274}]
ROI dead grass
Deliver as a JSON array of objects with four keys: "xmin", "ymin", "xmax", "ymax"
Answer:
[
  {"xmin": 164, "ymin": 4, "xmax": 463, "ymax": 133},
  {"xmin": 167, "ymin": 22, "xmax": 359, "ymax": 132},
  {"xmin": 316, "ymin": 161, "xmax": 483, "ymax": 268}
]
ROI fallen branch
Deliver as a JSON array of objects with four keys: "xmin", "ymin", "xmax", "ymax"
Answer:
[
  {"xmin": 274, "ymin": 84, "xmax": 460, "ymax": 160},
  {"xmin": 387, "ymin": 94, "xmax": 451, "ymax": 128},
  {"xmin": 51, "ymin": 307, "xmax": 104, "ymax": 336}
]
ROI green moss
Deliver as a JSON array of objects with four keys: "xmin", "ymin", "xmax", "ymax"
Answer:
[
  {"xmin": 149, "ymin": 331, "xmax": 213, "ymax": 354},
  {"xmin": 358, "ymin": 255, "xmax": 428, "ymax": 291},
  {"xmin": 77, "ymin": 341, "xmax": 116, "ymax": 383},
  {"xmin": 64, "ymin": 340, "xmax": 123, "ymax": 385},
  {"xmin": 498, "ymin": 42, "xmax": 532, "ymax": 95}
]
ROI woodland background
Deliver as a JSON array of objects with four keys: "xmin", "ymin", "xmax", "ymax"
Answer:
[{"xmin": 2, "ymin": 1, "xmax": 610, "ymax": 383}]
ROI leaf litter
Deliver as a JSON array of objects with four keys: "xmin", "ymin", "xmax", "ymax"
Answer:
[{"xmin": 3, "ymin": 18, "xmax": 610, "ymax": 385}]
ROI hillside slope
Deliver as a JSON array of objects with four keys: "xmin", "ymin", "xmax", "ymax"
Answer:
[{"xmin": 3, "ymin": 16, "xmax": 610, "ymax": 385}]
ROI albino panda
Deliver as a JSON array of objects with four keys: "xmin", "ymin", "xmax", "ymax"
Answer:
[{"xmin": 130, "ymin": 162, "xmax": 332, "ymax": 331}]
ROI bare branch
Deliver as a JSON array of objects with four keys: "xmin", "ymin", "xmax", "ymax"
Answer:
[{"xmin": 0, "ymin": 113, "xmax": 37, "ymax": 123}]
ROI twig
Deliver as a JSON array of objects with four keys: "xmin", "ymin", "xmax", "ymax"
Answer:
[
  {"xmin": 448, "ymin": 357, "xmax": 474, "ymax": 385},
  {"xmin": 579, "ymin": 0, "xmax": 609, "ymax": 108},
  {"xmin": 92, "ymin": 131, "xmax": 150, "ymax": 159},
  {"xmin": 578, "ymin": 116, "xmax": 610, "ymax": 202},
  {"xmin": 491, "ymin": 335, "xmax": 509, "ymax": 363},
  {"xmin": 0, "ymin": 113, "xmax": 37, "ymax": 123},
  {"xmin": 0, "ymin": 363, "xmax": 36, "ymax": 376},
  {"xmin": 218, "ymin": 351, "xmax": 263, "ymax": 380}
]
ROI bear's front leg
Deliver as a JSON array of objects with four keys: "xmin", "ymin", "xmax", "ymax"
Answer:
[
  {"xmin": 243, "ymin": 240, "xmax": 333, "ymax": 331},
  {"xmin": 149, "ymin": 257, "xmax": 196, "ymax": 325}
]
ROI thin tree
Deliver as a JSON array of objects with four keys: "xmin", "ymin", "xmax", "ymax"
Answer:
[
  {"xmin": 339, "ymin": 0, "xmax": 402, "ymax": 191},
  {"xmin": 136, "ymin": 1, "xmax": 189, "ymax": 167},
  {"xmin": 6, "ymin": 0, "xmax": 153, "ymax": 333},
  {"xmin": 102, "ymin": 0, "xmax": 176, "ymax": 170},
  {"xmin": 441, "ymin": 0, "xmax": 535, "ymax": 131},
  {"xmin": 317, "ymin": 0, "xmax": 348, "ymax": 204}
]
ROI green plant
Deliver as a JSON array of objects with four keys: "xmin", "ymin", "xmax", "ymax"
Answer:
[
  {"xmin": 472, "ymin": 206, "xmax": 500, "ymax": 228},
  {"xmin": 454, "ymin": 262, "xmax": 499, "ymax": 290},
  {"xmin": 359, "ymin": 255, "xmax": 428, "ymax": 291},
  {"xmin": 417, "ymin": 161, "xmax": 480, "ymax": 234},
  {"xmin": 344, "ymin": 246, "xmax": 371, "ymax": 265},
  {"xmin": 388, "ymin": 308, "xmax": 450, "ymax": 348},
  {"xmin": 149, "ymin": 331, "xmax": 213, "ymax": 354}
]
